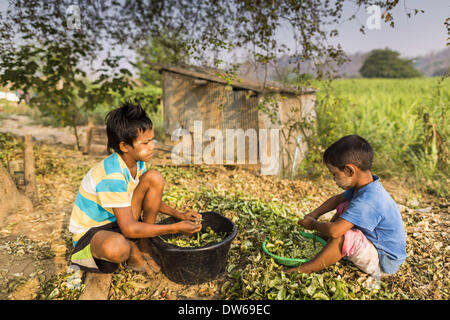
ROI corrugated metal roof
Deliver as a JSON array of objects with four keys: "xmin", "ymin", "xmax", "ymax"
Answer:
[{"xmin": 151, "ymin": 63, "xmax": 317, "ymax": 95}]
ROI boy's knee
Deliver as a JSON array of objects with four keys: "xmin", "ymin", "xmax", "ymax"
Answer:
[
  {"xmin": 102, "ymin": 234, "xmax": 131, "ymax": 263},
  {"xmin": 142, "ymin": 170, "xmax": 164, "ymax": 188}
]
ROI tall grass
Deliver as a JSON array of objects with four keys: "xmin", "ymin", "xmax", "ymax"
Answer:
[{"xmin": 299, "ymin": 77, "xmax": 449, "ymax": 198}]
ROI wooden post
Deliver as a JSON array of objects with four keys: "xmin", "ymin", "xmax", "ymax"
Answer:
[
  {"xmin": 24, "ymin": 134, "xmax": 39, "ymax": 204},
  {"xmin": 83, "ymin": 116, "xmax": 94, "ymax": 155},
  {"xmin": 78, "ymin": 273, "xmax": 112, "ymax": 300}
]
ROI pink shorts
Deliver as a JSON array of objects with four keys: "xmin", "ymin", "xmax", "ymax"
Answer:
[{"xmin": 336, "ymin": 201, "xmax": 384, "ymax": 276}]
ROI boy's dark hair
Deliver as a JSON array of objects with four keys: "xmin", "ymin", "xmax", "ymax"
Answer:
[
  {"xmin": 323, "ymin": 135, "xmax": 373, "ymax": 171},
  {"xmin": 105, "ymin": 102, "xmax": 153, "ymax": 154}
]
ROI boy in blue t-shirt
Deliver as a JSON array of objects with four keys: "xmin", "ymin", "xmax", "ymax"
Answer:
[{"xmin": 287, "ymin": 135, "xmax": 406, "ymax": 276}]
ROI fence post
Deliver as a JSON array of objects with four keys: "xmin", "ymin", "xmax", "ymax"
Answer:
[
  {"xmin": 24, "ymin": 134, "xmax": 39, "ymax": 204},
  {"xmin": 83, "ymin": 116, "xmax": 94, "ymax": 155}
]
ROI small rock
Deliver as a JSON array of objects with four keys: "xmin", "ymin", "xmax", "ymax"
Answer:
[
  {"xmin": 407, "ymin": 198, "xmax": 420, "ymax": 207},
  {"xmin": 415, "ymin": 207, "xmax": 432, "ymax": 214}
]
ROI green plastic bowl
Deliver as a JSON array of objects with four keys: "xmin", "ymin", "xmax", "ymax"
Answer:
[{"xmin": 262, "ymin": 231, "xmax": 327, "ymax": 267}]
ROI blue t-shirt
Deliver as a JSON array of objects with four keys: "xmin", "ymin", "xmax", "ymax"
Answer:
[{"xmin": 341, "ymin": 175, "xmax": 406, "ymax": 274}]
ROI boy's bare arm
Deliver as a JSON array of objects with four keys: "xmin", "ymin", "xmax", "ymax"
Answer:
[
  {"xmin": 304, "ymin": 193, "xmax": 347, "ymax": 220},
  {"xmin": 301, "ymin": 216, "xmax": 354, "ymax": 239},
  {"xmin": 113, "ymin": 207, "xmax": 201, "ymax": 239},
  {"xmin": 158, "ymin": 201, "xmax": 201, "ymax": 221},
  {"xmin": 158, "ymin": 201, "xmax": 182, "ymax": 218}
]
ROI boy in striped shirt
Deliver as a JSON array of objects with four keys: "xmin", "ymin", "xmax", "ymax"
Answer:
[{"xmin": 69, "ymin": 102, "xmax": 202, "ymax": 274}]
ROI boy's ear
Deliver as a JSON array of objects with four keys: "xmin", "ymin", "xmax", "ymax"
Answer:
[
  {"xmin": 119, "ymin": 141, "xmax": 129, "ymax": 153},
  {"xmin": 343, "ymin": 164, "xmax": 356, "ymax": 177}
]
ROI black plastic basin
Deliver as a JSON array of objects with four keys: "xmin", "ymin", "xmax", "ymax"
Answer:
[{"xmin": 147, "ymin": 211, "xmax": 238, "ymax": 285}]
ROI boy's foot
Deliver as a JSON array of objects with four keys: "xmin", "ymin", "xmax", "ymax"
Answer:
[
  {"xmin": 126, "ymin": 239, "xmax": 160, "ymax": 275},
  {"xmin": 125, "ymin": 258, "xmax": 156, "ymax": 276},
  {"xmin": 142, "ymin": 252, "xmax": 161, "ymax": 273},
  {"xmin": 136, "ymin": 238, "xmax": 161, "ymax": 272},
  {"xmin": 286, "ymin": 265, "xmax": 312, "ymax": 274},
  {"xmin": 286, "ymin": 266, "xmax": 300, "ymax": 273}
]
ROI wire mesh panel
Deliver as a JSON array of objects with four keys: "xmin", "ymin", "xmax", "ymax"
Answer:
[
  {"xmin": 222, "ymin": 90, "xmax": 259, "ymax": 167},
  {"xmin": 160, "ymin": 68, "xmax": 316, "ymax": 175}
]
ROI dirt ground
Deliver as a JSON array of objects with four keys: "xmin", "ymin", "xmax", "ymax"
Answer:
[
  {"xmin": 0, "ymin": 114, "xmax": 448, "ymax": 300},
  {"xmin": 0, "ymin": 114, "xmax": 83, "ymax": 146}
]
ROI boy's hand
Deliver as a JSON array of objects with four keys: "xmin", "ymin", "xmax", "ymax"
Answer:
[
  {"xmin": 175, "ymin": 221, "xmax": 202, "ymax": 235},
  {"xmin": 300, "ymin": 212, "xmax": 318, "ymax": 221},
  {"xmin": 180, "ymin": 209, "xmax": 202, "ymax": 223},
  {"xmin": 299, "ymin": 216, "xmax": 316, "ymax": 230}
]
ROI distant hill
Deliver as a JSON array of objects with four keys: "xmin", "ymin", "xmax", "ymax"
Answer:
[
  {"xmin": 413, "ymin": 47, "xmax": 450, "ymax": 76},
  {"xmin": 237, "ymin": 47, "xmax": 450, "ymax": 80}
]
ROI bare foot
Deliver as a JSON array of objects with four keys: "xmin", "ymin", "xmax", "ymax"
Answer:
[
  {"xmin": 286, "ymin": 266, "xmax": 300, "ymax": 273},
  {"xmin": 126, "ymin": 239, "xmax": 159, "ymax": 276},
  {"xmin": 136, "ymin": 238, "xmax": 161, "ymax": 272},
  {"xmin": 286, "ymin": 265, "xmax": 312, "ymax": 274},
  {"xmin": 125, "ymin": 258, "xmax": 156, "ymax": 276},
  {"xmin": 142, "ymin": 253, "xmax": 161, "ymax": 273}
]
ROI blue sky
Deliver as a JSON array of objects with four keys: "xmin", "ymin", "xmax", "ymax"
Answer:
[{"xmin": 297, "ymin": 0, "xmax": 449, "ymax": 58}]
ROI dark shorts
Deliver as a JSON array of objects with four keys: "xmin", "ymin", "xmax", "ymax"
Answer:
[{"xmin": 70, "ymin": 222, "xmax": 121, "ymax": 274}]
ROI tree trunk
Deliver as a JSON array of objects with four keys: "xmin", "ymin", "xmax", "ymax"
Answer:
[{"xmin": 0, "ymin": 162, "xmax": 33, "ymax": 227}]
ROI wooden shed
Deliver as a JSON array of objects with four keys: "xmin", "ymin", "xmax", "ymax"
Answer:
[{"xmin": 152, "ymin": 63, "xmax": 317, "ymax": 176}]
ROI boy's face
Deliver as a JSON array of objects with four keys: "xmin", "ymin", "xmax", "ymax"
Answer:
[
  {"xmin": 126, "ymin": 128, "xmax": 156, "ymax": 162},
  {"xmin": 326, "ymin": 163, "xmax": 354, "ymax": 190}
]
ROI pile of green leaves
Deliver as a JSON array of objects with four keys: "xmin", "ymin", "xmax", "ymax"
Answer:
[
  {"xmin": 36, "ymin": 272, "xmax": 85, "ymax": 300},
  {"xmin": 162, "ymin": 226, "xmax": 227, "ymax": 248},
  {"xmin": 0, "ymin": 235, "xmax": 55, "ymax": 261},
  {"xmin": 265, "ymin": 233, "xmax": 323, "ymax": 260}
]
